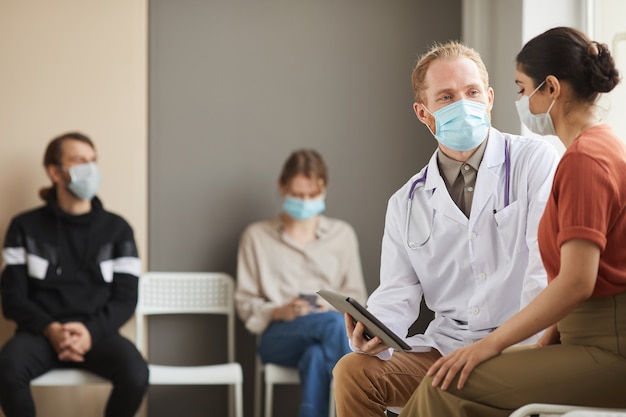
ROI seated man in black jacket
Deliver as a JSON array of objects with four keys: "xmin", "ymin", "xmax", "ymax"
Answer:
[{"xmin": 0, "ymin": 132, "xmax": 149, "ymax": 417}]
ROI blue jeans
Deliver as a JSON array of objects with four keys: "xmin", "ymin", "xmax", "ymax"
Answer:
[{"xmin": 259, "ymin": 311, "xmax": 349, "ymax": 417}]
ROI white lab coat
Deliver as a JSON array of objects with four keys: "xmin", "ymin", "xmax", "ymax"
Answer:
[{"xmin": 366, "ymin": 128, "xmax": 560, "ymax": 360}]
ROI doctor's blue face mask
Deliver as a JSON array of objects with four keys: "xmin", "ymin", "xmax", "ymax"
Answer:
[
  {"xmin": 422, "ymin": 100, "xmax": 491, "ymax": 151},
  {"xmin": 282, "ymin": 195, "xmax": 325, "ymax": 221}
]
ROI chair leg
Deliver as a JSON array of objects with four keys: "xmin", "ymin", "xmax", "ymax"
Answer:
[
  {"xmin": 329, "ymin": 379, "xmax": 336, "ymax": 417},
  {"xmin": 254, "ymin": 358, "xmax": 263, "ymax": 417},
  {"xmin": 228, "ymin": 383, "xmax": 242, "ymax": 417},
  {"xmin": 228, "ymin": 384, "xmax": 234, "ymax": 417},
  {"xmin": 264, "ymin": 380, "xmax": 273, "ymax": 417},
  {"xmin": 234, "ymin": 381, "xmax": 244, "ymax": 417}
]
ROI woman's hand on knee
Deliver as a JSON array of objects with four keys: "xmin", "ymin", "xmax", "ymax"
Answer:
[{"xmin": 426, "ymin": 338, "xmax": 501, "ymax": 391}]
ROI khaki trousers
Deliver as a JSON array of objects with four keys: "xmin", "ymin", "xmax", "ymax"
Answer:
[
  {"xmin": 333, "ymin": 349, "xmax": 442, "ymax": 417},
  {"xmin": 400, "ymin": 292, "xmax": 626, "ymax": 417}
]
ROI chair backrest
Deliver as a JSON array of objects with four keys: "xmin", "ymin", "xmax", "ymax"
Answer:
[{"xmin": 135, "ymin": 271, "xmax": 236, "ymax": 363}]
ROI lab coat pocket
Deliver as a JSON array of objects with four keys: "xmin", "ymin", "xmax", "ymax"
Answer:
[
  {"xmin": 493, "ymin": 200, "xmax": 525, "ymax": 254},
  {"xmin": 493, "ymin": 200, "xmax": 520, "ymax": 226}
]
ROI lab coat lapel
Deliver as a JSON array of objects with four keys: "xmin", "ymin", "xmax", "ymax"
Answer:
[{"xmin": 470, "ymin": 129, "xmax": 506, "ymax": 226}]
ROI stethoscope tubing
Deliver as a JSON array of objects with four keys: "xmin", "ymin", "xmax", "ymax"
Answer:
[{"xmin": 405, "ymin": 139, "xmax": 510, "ymax": 249}]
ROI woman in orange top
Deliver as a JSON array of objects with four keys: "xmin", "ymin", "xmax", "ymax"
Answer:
[{"xmin": 399, "ymin": 26, "xmax": 626, "ymax": 417}]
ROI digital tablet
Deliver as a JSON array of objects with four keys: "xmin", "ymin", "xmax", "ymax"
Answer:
[{"xmin": 317, "ymin": 289, "xmax": 411, "ymax": 351}]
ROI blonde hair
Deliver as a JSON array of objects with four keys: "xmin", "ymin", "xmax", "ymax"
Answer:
[{"xmin": 411, "ymin": 41, "xmax": 489, "ymax": 103}]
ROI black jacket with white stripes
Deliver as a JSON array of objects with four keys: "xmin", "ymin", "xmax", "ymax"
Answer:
[{"xmin": 0, "ymin": 190, "xmax": 141, "ymax": 344}]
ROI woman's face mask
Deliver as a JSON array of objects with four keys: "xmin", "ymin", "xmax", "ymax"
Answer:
[
  {"xmin": 423, "ymin": 100, "xmax": 491, "ymax": 151},
  {"xmin": 515, "ymin": 80, "xmax": 556, "ymax": 136},
  {"xmin": 65, "ymin": 162, "xmax": 101, "ymax": 200},
  {"xmin": 282, "ymin": 195, "xmax": 325, "ymax": 221}
]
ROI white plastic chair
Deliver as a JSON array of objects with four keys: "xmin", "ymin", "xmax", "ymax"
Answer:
[
  {"xmin": 509, "ymin": 403, "xmax": 626, "ymax": 417},
  {"xmin": 136, "ymin": 271, "xmax": 244, "ymax": 417},
  {"xmin": 387, "ymin": 406, "xmax": 403, "ymax": 415},
  {"xmin": 31, "ymin": 369, "xmax": 109, "ymax": 386},
  {"xmin": 254, "ymin": 355, "xmax": 336, "ymax": 417},
  {"xmin": 564, "ymin": 412, "xmax": 626, "ymax": 417}
]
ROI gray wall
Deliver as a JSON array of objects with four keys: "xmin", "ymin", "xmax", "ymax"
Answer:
[{"xmin": 148, "ymin": 1, "xmax": 461, "ymax": 416}]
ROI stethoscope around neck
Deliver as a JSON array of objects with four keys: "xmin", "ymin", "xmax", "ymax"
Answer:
[{"xmin": 405, "ymin": 139, "xmax": 511, "ymax": 249}]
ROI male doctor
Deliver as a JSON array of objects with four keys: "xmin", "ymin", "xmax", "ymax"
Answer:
[{"xmin": 332, "ymin": 41, "xmax": 560, "ymax": 416}]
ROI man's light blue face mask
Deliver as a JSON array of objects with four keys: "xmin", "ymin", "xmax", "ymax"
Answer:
[
  {"xmin": 66, "ymin": 162, "xmax": 101, "ymax": 200},
  {"xmin": 422, "ymin": 100, "xmax": 491, "ymax": 151}
]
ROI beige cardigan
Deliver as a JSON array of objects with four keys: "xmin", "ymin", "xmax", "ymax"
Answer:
[{"xmin": 235, "ymin": 215, "xmax": 367, "ymax": 334}]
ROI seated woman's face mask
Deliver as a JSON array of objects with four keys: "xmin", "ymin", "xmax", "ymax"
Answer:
[
  {"xmin": 515, "ymin": 80, "xmax": 557, "ymax": 136},
  {"xmin": 282, "ymin": 195, "xmax": 325, "ymax": 221},
  {"xmin": 66, "ymin": 162, "xmax": 101, "ymax": 200}
]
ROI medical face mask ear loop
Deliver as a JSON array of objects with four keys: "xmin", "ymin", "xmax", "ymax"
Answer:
[
  {"xmin": 544, "ymin": 98, "xmax": 556, "ymax": 116},
  {"xmin": 419, "ymin": 104, "xmax": 449, "ymax": 147},
  {"xmin": 422, "ymin": 104, "xmax": 437, "ymax": 137},
  {"xmin": 517, "ymin": 79, "xmax": 557, "ymax": 136},
  {"xmin": 531, "ymin": 80, "xmax": 556, "ymax": 118}
]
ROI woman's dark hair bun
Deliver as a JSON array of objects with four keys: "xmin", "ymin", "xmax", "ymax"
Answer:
[
  {"xmin": 517, "ymin": 27, "xmax": 621, "ymax": 102},
  {"xmin": 588, "ymin": 41, "xmax": 621, "ymax": 94}
]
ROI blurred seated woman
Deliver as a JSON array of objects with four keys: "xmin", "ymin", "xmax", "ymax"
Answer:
[{"xmin": 235, "ymin": 149, "xmax": 367, "ymax": 417}]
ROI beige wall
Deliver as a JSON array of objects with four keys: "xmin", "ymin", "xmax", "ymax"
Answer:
[{"xmin": 0, "ymin": 1, "xmax": 147, "ymax": 416}]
